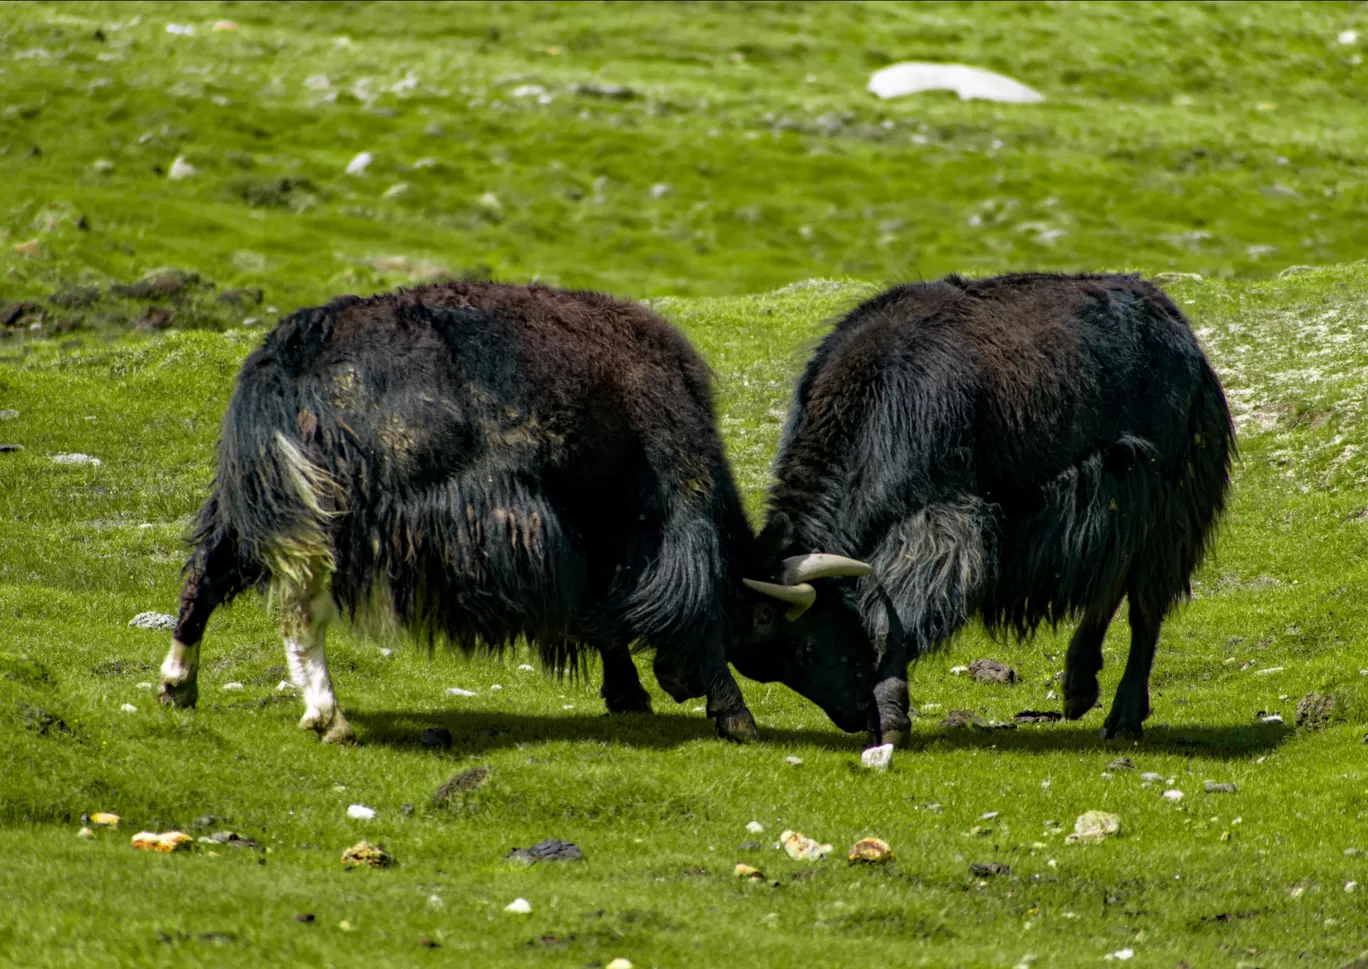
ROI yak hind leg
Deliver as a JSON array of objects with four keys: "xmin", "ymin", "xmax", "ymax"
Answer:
[
  {"xmin": 1062, "ymin": 598, "xmax": 1123, "ymax": 721},
  {"xmin": 160, "ymin": 533, "xmax": 247, "ymax": 709},
  {"xmin": 282, "ymin": 568, "xmax": 354, "ymax": 745},
  {"xmin": 599, "ymin": 642, "xmax": 652, "ymax": 714},
  {"xmin": 1101, "ymin": 581, "xmax": 1164, "ymax": 740}
]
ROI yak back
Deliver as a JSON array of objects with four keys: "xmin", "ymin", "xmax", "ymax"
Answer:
[
  {"xmin": 195, "ymin": 281, "xmax": 752, "ymax": 665},
  {"xmin": 769, "ymin": 272, "xmax": 1234, "ymax": 648}
]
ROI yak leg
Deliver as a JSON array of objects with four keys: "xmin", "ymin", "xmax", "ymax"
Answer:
[
  {"xmin": 652, "ymin": 646, "xmax": 758, "ymax": 743},
  {"xmin": 282, "ymin": 571, "xmax": 354, "ymax": 745},
  {"xmin": 872, "ymin": 648, "xmax": 911, "ymax": 748},
  {"xmin": 1102, "ymin": 582, "xmax": 1163, "ymax": 740},
  {"xmin": 159, "ymin": 535, "xmax": 242, "ymax": 709},
  {"xmin": 1062, "ymin": 598, "xmax": 1123, "ymax": 721},
  {"xmin": 599, "ymin": 642, "xmax": 652, "ymax": 714}
]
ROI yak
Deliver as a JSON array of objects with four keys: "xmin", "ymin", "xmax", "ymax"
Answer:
[
  {"xmin": 158, "ymin": 282, "xmax": 861, "ymax": 743},
  {"xmin": 730, "ymin": 273, "xmax": 1235, "ymax": 744}
]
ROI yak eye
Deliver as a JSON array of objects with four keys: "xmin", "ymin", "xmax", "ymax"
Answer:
[{"xmin": 753, "ymin": 603, "xmax": 777, "ymax": 634}]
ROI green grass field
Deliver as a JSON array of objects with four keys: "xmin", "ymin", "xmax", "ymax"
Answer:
[{"xmin": 4, "ymin": 3, "xmax": 1368, "ymax": 968}]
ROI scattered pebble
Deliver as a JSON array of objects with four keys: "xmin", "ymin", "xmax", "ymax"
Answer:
[
  {"xmin": 861, "ymin": 743, "xmax": 893, "ymax": 771},
  {"xmin": 518, "ymin": 664, "xmax": 535, "ymax": 672},
  {"xmin": 746, "ymin": 821, "xmax": 765, "ymax": 834},
  {"xmin": 980, "ymin": 811, "xmax": 999, "ymax": 820},
  {"xmin": 77, "ymin": 826, "xmax": 95, "ymax": 839},
  {"xmin": 780, "ymin": 830, "xmax": 832, "ymax": 861},
  {"xmin": 734, "ymin": 863, "xmax": 765, "ymax": 879},
  {"xmin": 606, "ymin": 960, "xmax": 633, "ymax": 969},
  {"xmin": 132, "ymin": 830, "xmax": 193, "ymax": 853},
  {"xmin": 1162, "ymin": 789, "xmax": 1184, "ymax": 802},
  {"xmin": 1259, "ymin": 714, "xmax": 1284, "ymax": 725},
  {"xmin": 52, "ymin": 453, "xmax": 101, "ymax": 467},
  {"xmin": 969, "ymin": 861, "xmax": 1011, "ymax": 877},
  {"xmin": 504, "ymin": 897, "xmax": 532, "ymax": 915},
  {"xmin": 1045, "ymin": 689, "xmax": 1060, "ymax": 701},
  {"xmin": 784, "ymin": 756, "xmax": 803, "ymax": 766},
  {"xmin": 950, "ymin": 665, "xmax": 969, "ymax": 675},
  {"xmin": 1108, "ymin": 757, "xmax": 1135, "ymax": 771},
  {"xmin": 167, "ymin": 156, "xmax": 196, "ymax": 180},
  {"xmin": 868, "ymin": 62, "xmax": 1045, "ymax": 103},
  {"xmin": 650, "ymin": 183, "xmax": 671, "ymax": 198},
  {"xmin": 1065, "ymin": 811, "xmax": 1121, "ymax": 844},
  {"xmin": 347, "ymin": 804, "xmax": 376, "ymax": 820},
  {"xmin": 165, "ymin": 23, "xmax": 195, "ymax": 36},
  {"xmin": 490, "ymin": 684, "xmax": 502, "ymax": 691},
  {"xmin": 382, "ymin": 182, "xmax": 409, "ymax": 200},
  {"xmin": 277, "ymin": 680, "xmax": 294, "ymax": 692},
  {"xmin": 1140, "ymin": 772, "xmax": 1164, "ymax": 784},
  {"xmin": 969, "ymin": 658, "xmax": 1018, "ymax": 685},
  {"xmin": 0, "ymin": 410, "xmax": 17, "ymax": 420},
  {"xmin": 1339, "ymin": 29, "xmax": 1360, "ymax": 45},
  {"xmin": 849, "ymin": 838, "xmax": 894, "ymax": 863},
  {"xmin": 222, "ymin": 682, "xmax": 244, "ymax": 692},
  {"xmin": 926, "ymin": 803, "xmax": 943, "ymax": 813},
  {"xmin": 345, "ymin": 152, "xmax": 374, "ymax": 176},
  {"xmin": 338, "ymin": 920, "xmax": 355, "ymax": 931},
  {"xmin": 1348, "ymin": 881, "xmax": 1359, "ymax": 893},
  {"xmin": 341, "ymin": 841, "xmax": 394, "ymax": 868},
  {"xmin": 1104, "ymin": 949, "xmax": 1134, "ymax": 962},
  {"xmin": 1204, "ymin": 781, "xmax": 1237, "ymax": 794},
  {"xmin": 1252, "ymin": 666, "xmax": 1284, "ymax": 676},
  {"xmin": 445, "ymin": 687, "xmax": 477, "ymax": 697},
  {"xmin": 120, "ymin": 703, "xmax": 138, "ymax": 713},
  {"xmin": 420, "ymin": 727, "xmax": 453, "ymax": 750}
]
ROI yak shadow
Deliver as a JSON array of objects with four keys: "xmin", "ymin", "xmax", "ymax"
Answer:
[
  {"xmin": 905, "ymin": 720, "xmax": 1295, "ymax": 760},
  {"xmin": 347, "ymin": 708, "xmax": 1292, "ymax": 760}
]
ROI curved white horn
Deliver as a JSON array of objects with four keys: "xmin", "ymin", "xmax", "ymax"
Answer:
[
  {"xmin": 742, "ymin": 578, "xmax": 817, "ymax": 620},
  {"xmin": 780, "ymin": 553, "xmax": 872, "ymax": 586}
]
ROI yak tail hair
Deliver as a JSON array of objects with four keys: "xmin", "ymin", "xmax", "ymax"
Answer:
[{"xmin": 859, "ymin": 497, "xmax": 993, "ymax": 660}]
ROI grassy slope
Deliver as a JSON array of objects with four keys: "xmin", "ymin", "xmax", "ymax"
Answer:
[
  {"xmin": 4, "ymin": 267, "xmax": 1368, "ymax": 968},
  {"xmin": 2, "ymin": 0, "xmax": 1368, "ymax": 311}
]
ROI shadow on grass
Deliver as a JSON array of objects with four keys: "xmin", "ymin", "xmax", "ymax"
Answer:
[
  {"xmin": 348, "ymin": 708, "xmax": 1293, "ymax": 760},
  {"xmin": 906, "ymin": 721, "xmax": 1295, "ymax": 760}
]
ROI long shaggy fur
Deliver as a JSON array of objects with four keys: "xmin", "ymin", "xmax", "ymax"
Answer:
[
  {"xmin": 180, "ymin": 282, "xmax": 756, "ymax": 683},
  {"xmin": 770, "ymin": 272, "xmax": 1235, "ymax": 661}
]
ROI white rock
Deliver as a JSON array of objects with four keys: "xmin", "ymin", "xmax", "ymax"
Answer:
[
  {"xmin": 860, "ymin": 744, "xmax": 894, "ymax": 770},
  {"xmin": 650, "ymin": 183, "xmax": 671, "ymax": 198},
  {"xmin": 277, "ymin": 680, "xmax": 295, "ymax": 692},
  {"xmin": 137, "ymin": 681, "xmax": 153, "ymax": 690},
  {"xmin": 1140, "ymin": 772, "xmax": 1164, "ymax": 784},
  {"xmin": 347, "ymin": 804, "xmax": 376, "ymax": 820},
  {"xmin": 868, "ymin": 62, "xmax": 1044, "ymax": 103},
  {"xmin": 1339, "ymin": 29, "xmax": 1359, "ymax": 45},
  {"xmin": 165, "ymin": 23, "xmax": 195, "ymax": 36},
  {"xmin": 92, "ymin": 159, "xmax": 115, "ymax": 174},
  {"xmin": 222, "ymin": 682, "xmax": 244, "ymax": 692},
  {"xmin": 950, "ymin": 665, "xmax": 969, "ymax": 675},
  {"xmin": 345, "ymin": 152, "xmax": 373, "ymax": 176},
  {"xmin": 490, "ymin": 684, "xmax": 503, "ymax": 691},
  {"xmin": 511, "ymin": 84, "xmax": 547, "ymax": 98},
  {"xmin": 504, "ymin": 897, "xmax": 532, "ymax": 914},
  {"xmin": 445, "ymin": 687, "xmax": 477, "ymax": 697},
  {"xmin": 1104, "ymin": 949, "xmax": 1134, "ymax": 962},
  {"xmin": 746, "ymin": 821, "xmax": 765, "ymax": 834},
  {"xmin": 518, "ymin": 664, "xmax": 535, "ymax": 672},
  {"xmin": 479, "ymin": 192, "xmax": 501, "ymax": 209},
  {"xmin": 128, "ymin": 612, "xmax": 175, "ymax": 630},
  {"xmin": 304, "ymin": 74, "xmax": 332, "ymax": 91},
  {"xmin": 53, "ymin": 453, "xmax": 102, "ymax": 467},
  {"xmin": 382, "ymin": 182, "xmax": 409, "ymax": 199},
  {"xmin": 784, "ymin": 755, "xmax": 803, "ymax": 766},
  {"xmin": 1260, "ymin": 714, "xmax": 1284, "ymax": 725},
  {"xmin": 606, "ymin": 960, "xmax": 633, "ymax": 969},
  {"xmin": 167, "ymin": 156, "xmax": 196, "ymax": 180},
  {"xmin": 427, "ymin": 894, "xmax": 444, "ymax": 908},
  {"xmin": 378, "ymin": 648, "xmax": 392, "ymax": 657},
  {"xmin": 413, "ymin": 157, "xmax": 437, "ymax": 169},
  {"xmin": 1253, "ymin": 666, "xmax": 1284, "ymax": 675},
  {"xmin": 980, "ymin": 811, "xmax": 999, "ymax": 820},
  {"xmin": 120, "ymin": 703, "xmax": 138, "ymax": 713},
  {"xmin": 1347, "ymin": 881, "xmax": 1359, "ymax": 892},
  {"xmin": 1162, "ymin": 789, "xmax": 1184, "ymax": 802}
]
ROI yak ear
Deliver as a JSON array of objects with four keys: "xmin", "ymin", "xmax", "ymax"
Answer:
[{"xmin": 742, "ymin": 578, "xmax": 816, "ymax": 620}]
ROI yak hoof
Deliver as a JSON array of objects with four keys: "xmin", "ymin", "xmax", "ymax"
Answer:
[
  {"xmin": 877, "ymin": 727, "xmax": 907, "ymax": 749},
  {"xmin": 157, "ymin": 679, "xmax": 198, "ymax": 709},
  {"xmin": 715, "ymin": 709, "xmax": 759, "ymax": 744},
  {"xmin": 1100, "ymin": 721, "xmax": 1143, "ymax": 741},
  {"xmin": 1062, "ymin": 687, "xmax": 1099, "ymax": 721},
  {"xmin": 322, "ymin": 718, "xmax": 357, "ymax": 745},
  {"xmin": 602, "ymin": 688, "xmax": 653, "ymax": 715}
]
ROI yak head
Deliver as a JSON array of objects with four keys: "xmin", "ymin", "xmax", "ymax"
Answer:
[{"xmin": 729, "ymin": 525, "xmax": 878, "ymax": 734}]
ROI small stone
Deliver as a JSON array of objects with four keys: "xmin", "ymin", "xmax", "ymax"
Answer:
[
  {"xmin": 849, "ymin": 838, "xmax": 894, "ymax": 863},
  {"xmin": 77, "ymin": 826, "xmax": 95, "ymax": 839},
  {"xmin": 294, "ymin": 913, "xmax": 315, "ymax": 923},
  {"xmin": 427, "ymin": 894, "xmax": 444, "ymax": 908},
  {"xmin": 950, "ymin": 665, "xmax": 969, "ymax": 675},
  {"xmin": 1064, "ymin": 810, "xmax": 1121, "ymax": 844},
  {"xmin": 53, "ymin": 453, "xmax": 101, "ymax": 467},
  {"xmin": 0, "ymin": 410, "xmax": 17, "ymax": 420},
  {"xmin": 347, "ymin": 804, "xmax": 376, "ymax": 820},
  {"xmin": 1104, "ymin": 949, "xmax": 1134, "ymax": 962},
  {"xmin": 738, "ymin": 841, "xmax": 764, "ymax": 850},
  {"xmin": 650, "ymin": 183, "xmax": 671, "ymax": 198},
  {"xmin": 969, "ymin": 659, "xmax": 1018, "ymax": 685},
  {"xmin": 399, "ymin": 803, "xmax": 414, "ymax": 817},
  {"xmin": 1260, "ymin": 714, "xmax": 1284, "ymax": 725},
  {"xmin": 606, "ymin": 960, "xmax": 633, "ymax": 969},
  {"xmin": 1295, "ymin": 692, "xmax": 1335, "ymax": 730},
  {"xmin": 861, "ymin": 743, "xmax": 893, "ymax": 771},
  {"xmin": 779, "ymin": 830, "xmax": 832, "ymax": 861},
  {"xmin": 345, "ymin": 152, "xmax": 373, "ymax": 175},
  {"xmin": 92, "ymin": 159, "xmax": 115, "ymax": 174},
  {"xmin": 521, "ymin": 838, "xmax": 582, "ymax": 862},
  {"xmin": 132, "ymin": 830, "xmax": 193, "ymax": 853},
  {"xmin": 504, "ymin": 897, "xmax": 532, "ymax": 914},
  {"xmin": 926, "ymin": 803, "xmax": 943, "ymax": 813},
  {"xmin": 382, "ymin": 182, "xmax": 409, "ymax": 199},
  {"xmin": 222, "ymin": 682, "xmax": 244, "ymax": 692},
  {"xmin": 969, "ymin": 861, "xmax": 1011, "ymax": 877},
  {"xmin": 1204, "ymin": 781, "xmax": 1237, "ymax": 794},
  {"xmin": 746, "ymin": 821, "xmax": 765, "ymax": 834},
  {"xmin": 277, "ymin": 680, "xmax": 294, "ymax": 692},
  {"xmin": 980, "ymin": 811, "xmax": 999, "ymax": 820},
  {"xmin": 1046, "ymin": 689, "xmax": 1060, "ymax": 701},
  {"xmin": 420, "ymin": 727, "xmax": 453, "ymax": 749},
  {"xmin": 1339, "ymin": 29, "xmax": 1359, "ymax": 45},
  {"xmin": 1107, "ymin": 757, "xmax": 1135, "ymax": 771},
  {"xmin": 518, "ymin": 664, "xmax": 535, "ymax": 671},
  {"xmin": 1162, "ymin": 789, "xmax": 1184, "ymax": 802},
  {"xmin": 1140, "ymin": 772, "xmax": 1164, "ymax": 784},
  {"xmin": 734, "ymin": 863, "xmax": 764, "ymax": 879},
  {"xmin": 341, "ymin": 841, "xmax": 394, "ymax": 868},
  {"xmin": 120, "ymin": 703, "xmax": 138, "ymax": 713},
  {"xmin": 940, "ymin": 710, "xmax": 988, "ymax": 729},
  {"xmin": 338, "ymin": 921, "xmax": 354, "ymax": 931},
  {"xmin": 784, "ymin": 756, "xmax": 803, "ymax": 766},
  {"xmin": 167, "ymin": 156, "xmax": 196, "ymax": 180},
  {"xmin": 445, "ymin": 687, "xmax": 476, "ymax": 697}
]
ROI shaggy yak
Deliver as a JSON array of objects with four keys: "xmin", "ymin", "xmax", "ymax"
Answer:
[
  {"xmin": 159, "ymin": 282, "xmax": 865, "ymax": 743},
  {"xmin": 730, "ymin": 273, "xmax": 1235, "ymax": 743}
]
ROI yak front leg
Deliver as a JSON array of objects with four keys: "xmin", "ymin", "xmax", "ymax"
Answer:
[
  {"xmin": 599, "ymin": 641, "xmax": 653, "ymax": 714},
  {"xmin": 282, "ymin": 576, "xmax": 354, "ymax": 745}
]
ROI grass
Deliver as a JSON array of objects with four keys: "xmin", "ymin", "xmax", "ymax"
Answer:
[
  {"xmin": 5, "ymin": 266, "xmax": 1368, "ymax": 968},
  {"xmin": 4, "ymin": 1, "xmax": 1368, "ymax": 966},
  {"xmin": 2, "ymin": 0, "xmax": 1368, "ymax": 315}
]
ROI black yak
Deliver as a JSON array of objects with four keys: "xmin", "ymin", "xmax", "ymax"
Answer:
[
  {"xmin": 730, "ymin": 273, "xmax": 1235, "ymax": 743},
  {"xmin": 158, "ymin": 282, "xmax": 843, "ymax": 743}
]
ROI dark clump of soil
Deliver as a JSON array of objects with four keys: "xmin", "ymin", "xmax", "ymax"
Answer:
[
  {"xmin": 1295, "ymin": 692, "xmax": 1336, "ymax": 730},
  {"xmin": 969, "ymin": 658, "xmax": 1018, "ymax": 685},
  {"xmin": 506, "ymin": 838, "xmax": 584, "ymax": 865},
  {"xmin": 969, "ymin": 861, "xmax": 1011, "ymax": 877},
  {"xmin": 432, "ymin": 765, "xmax": 492, "ymax": 810},
  {"xmin": 1014, "ymin": 710, "xmax": 1063, "ymax": 724}
]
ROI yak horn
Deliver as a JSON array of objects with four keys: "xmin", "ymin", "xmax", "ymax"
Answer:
[
  {"xmin": 742, "ymin": 578, "xmax": 817, "ymax": 620},
  {"xmin": 780, "ymin": 553, "xmax": 872, "ymax": 586}
]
